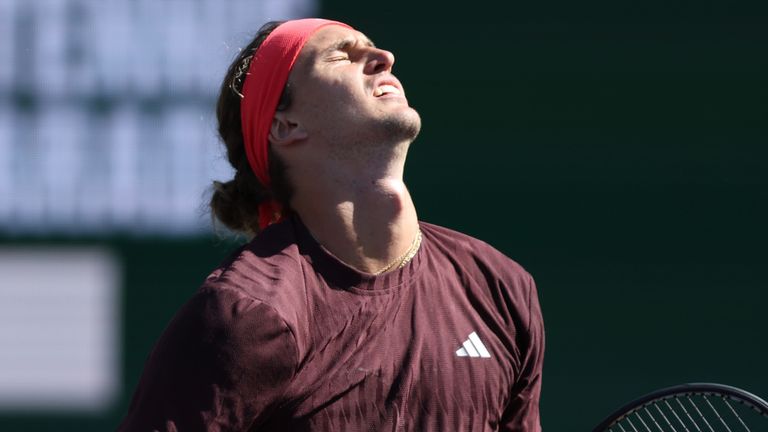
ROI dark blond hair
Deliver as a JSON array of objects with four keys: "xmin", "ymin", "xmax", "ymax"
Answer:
[{"xmin": 210, "ymin": 21, "xmax": 294, "ymax": 236}]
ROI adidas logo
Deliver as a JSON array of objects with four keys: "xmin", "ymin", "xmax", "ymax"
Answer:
[{"xmin": 455, "ymin": 331, "xmax": 491, "ymax": 358}]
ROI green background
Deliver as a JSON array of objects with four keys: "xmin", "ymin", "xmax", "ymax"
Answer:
[{"xmin": 1, "ymin": 0, "xmax": 767, "ymax": 430}]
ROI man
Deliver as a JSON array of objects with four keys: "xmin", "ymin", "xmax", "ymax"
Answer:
[{"xmin": 119, "ymin": 18, "xmax": 544, "ymax": 431}]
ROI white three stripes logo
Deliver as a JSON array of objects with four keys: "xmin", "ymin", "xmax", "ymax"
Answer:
[{"xmin": 455, "ymin": 331, "xmax": 491, "ymax": 358}]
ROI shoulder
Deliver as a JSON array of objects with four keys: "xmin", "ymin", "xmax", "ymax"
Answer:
[
  {"xmin": 119, "ymin": 277, "xmax": 298, "ymax": 431},
  {"xmin": 194, "ymin": 219, "xmax": 311, "ymax": 357},
  {"xmin": 141, "ymin": 221, "xmax": 304, "ymax": 385},
  {"xmin": 419, "ymin": 222, "xmax": 539, "ymax": 329},
  {"xmin": 419, "ymin": 221, "xmax": 532, "ymax": 283},
  {"xmin": 203, "ymin": 219, "xmax": 306, "ymax": 304},
  {"xmin": 159, "ymin": 286, "xmax": 298, "ymax": 371}
]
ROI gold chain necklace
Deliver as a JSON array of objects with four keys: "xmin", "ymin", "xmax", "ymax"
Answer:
[{"xmin": 372, "ymin": 228, "xmax": 422, "ymax": 275}]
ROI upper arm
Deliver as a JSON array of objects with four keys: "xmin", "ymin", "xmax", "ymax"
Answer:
[
  {"xmin": 500, "ymin": 273, "xmax": 545, "ymax": 432},
  {"xmin": 118, "ymin": 288, "xmax": 298, "ymax": 432}
]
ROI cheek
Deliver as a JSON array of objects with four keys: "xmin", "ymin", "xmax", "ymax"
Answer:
[
  {"xmin": 328, "ymin": 77, "xmax": 364, "ymax": 104},
  {"xmin": 321, "ymin": 69, "xmax": 365, "ymax": 97},
  {"xmin": 292, "ymin": 70, "xmax": 367, "ymax": 122}
]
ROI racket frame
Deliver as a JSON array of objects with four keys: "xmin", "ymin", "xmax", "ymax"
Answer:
[{"xmin": 593, "ymin": 382, "xmax": 768, "ymax": 432}]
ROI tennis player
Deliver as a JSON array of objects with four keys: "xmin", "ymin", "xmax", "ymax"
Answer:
[{"xmin": 119, "ymin": 18, "xmax": 544, "ymax": 432}]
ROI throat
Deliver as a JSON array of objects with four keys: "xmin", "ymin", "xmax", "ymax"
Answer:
[
  {"xmin": 298, "ymin": 178, "xmax": 420, "ymax": 275},
  {"xmin": 371, "ymin": 227, "xmax": 422, "ymax": 275}
]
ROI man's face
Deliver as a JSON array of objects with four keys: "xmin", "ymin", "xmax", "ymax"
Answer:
[{"xmin": 285, "ymin": 25, "xmax": 421, "ymax": 153}]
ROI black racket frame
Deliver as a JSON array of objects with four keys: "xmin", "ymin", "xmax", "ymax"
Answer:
[{"xmin": 593, "ymin": 382, "xmax": 768, "ymax": 432}]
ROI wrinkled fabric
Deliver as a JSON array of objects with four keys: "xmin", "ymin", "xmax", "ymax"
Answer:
[{"xmin": 119, "ymin": 216, "xmax": 544, "ymax": 431}]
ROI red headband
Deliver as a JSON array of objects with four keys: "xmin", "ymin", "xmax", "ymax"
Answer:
[{"xmin": 240, "ymin": 18, "xmax": 353, "ymax": 230}]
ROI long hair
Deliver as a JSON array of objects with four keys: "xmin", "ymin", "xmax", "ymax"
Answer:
[{"xmin": 210, "ymin": 21, "xmax": 294, "ymax": 237}]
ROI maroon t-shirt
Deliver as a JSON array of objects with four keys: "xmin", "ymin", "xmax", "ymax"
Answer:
[{"xmin": 119, "ymin": 216, "xmax": 544, "ymax": 432}]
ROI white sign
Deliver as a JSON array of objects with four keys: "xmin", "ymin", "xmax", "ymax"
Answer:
[{"xmin": 0, "ymin": 247, "xmax": 119, "ymax": 411}]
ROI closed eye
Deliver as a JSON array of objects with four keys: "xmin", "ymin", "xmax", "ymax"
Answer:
[{"xmin": 322, "ymin": 36, "xmax": 376, "ymax": 63}]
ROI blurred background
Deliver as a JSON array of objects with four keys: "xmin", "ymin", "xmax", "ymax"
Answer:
[{"xmin": 0, "ymin": 0, "xmax": 765, "ymax": 430}]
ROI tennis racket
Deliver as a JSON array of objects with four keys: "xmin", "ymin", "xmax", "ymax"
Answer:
[{"xmin": 593, "ymin": 383, "xmax": 768, "ymax": 432}]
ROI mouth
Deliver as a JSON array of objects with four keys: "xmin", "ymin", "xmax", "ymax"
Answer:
[
  {"xmin": 373, "ymin": 84, "xmax": 402, "ymax": 97},
  {"xmin": 372, "ymin": 78, "xmax": 405, "ymax": 98}
]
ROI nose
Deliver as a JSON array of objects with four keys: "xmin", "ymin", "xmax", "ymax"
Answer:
[{"xmin": 364, "ymin": 48, "xmax": 395, "ymax": 74}]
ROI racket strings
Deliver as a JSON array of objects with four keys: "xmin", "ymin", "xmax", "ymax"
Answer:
[
  {"xmin": 608, "ymin": 393, "xmax": 759, "ymax": 432},
  {"xmin": 635, "ymin": 411, "xmax": 654, "ymax": 431},
  {"xmin": 654, "ymin": 403, "xmax": 678, "ymax": 431},
  {"xmin": 626, "ymin": 416, "xmax": 641, "ymax": 432},
  {"xmin": 687, "ymin": 396, "xmax": 717, "ymax": 432},
  {"xmin": 640, "ymin": 406, "xmax": 667, "ymax": 432},
  {"xmin": 675, "ymin": 398, "xmax": 703, "ymax": 432},
  {"xmin": 722, "ymin": 398, "xmax": 751, "ymax": 431},
  {"xmin": 663, "ymin": 399, "xmax": 692, "ymax": 432},
  {"xmin": 703, "ymin": 395, "xmax": 734, "ymax": 432}
]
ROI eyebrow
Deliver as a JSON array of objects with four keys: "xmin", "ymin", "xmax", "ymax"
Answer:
[{"xmin": 323, "ymin": 36, "xmax": 376, "ymax": 55}]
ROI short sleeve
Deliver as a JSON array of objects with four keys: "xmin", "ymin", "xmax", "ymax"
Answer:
[
  {"xmin": 500, "ymin": 274, "xmax": 545, "ymax": 432},
  {"xmin": 118, "ymin": 287, "xmax": 298, "ymax": 432}
]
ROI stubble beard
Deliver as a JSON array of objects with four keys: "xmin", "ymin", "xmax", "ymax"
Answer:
[
  {"xmin": 359, "ymin": 105, "xmax": 422, "ymax": 155},
  {"xmin": 327, "ymin": 107, "xmax": 422, "ymax": 165},
  {"xmin": 380, "ymin": 107, "xmax": 422, "ymax": 145}
]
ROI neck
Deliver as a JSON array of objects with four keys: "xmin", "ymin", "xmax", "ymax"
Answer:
[{"xmin": 290, "ymin": 157, "xmax": 420, "ymax": 274}]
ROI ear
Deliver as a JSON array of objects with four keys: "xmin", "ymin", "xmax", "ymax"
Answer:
[{"xmin": 269, "ymin": 111, "xmax": 308, "ymax": 147}]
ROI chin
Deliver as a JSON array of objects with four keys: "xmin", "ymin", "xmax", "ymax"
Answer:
[{"xmin": 382, "ymin": 107, "xmax": 422, "ymax": 142}]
